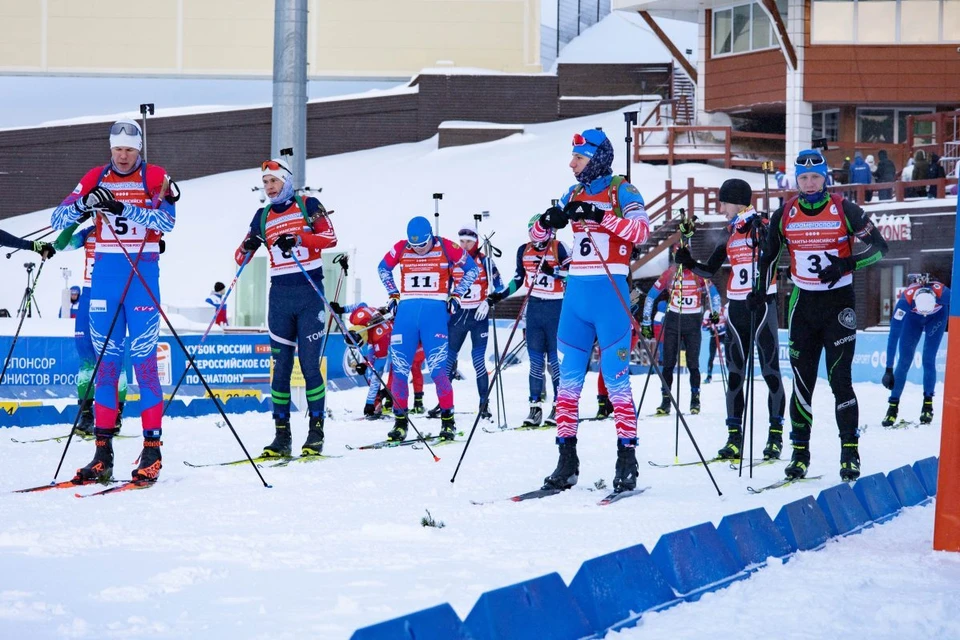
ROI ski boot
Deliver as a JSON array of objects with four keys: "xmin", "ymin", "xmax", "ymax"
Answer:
[
  {"xmin": 717, "ymin": 428, "xmax": 743, "ymax": 460},
  {"xmin": 411, "ymin": 392, "xmax": 425, "ymax": 415},
  {"xmin": 920, "ymin": 395, "xmax": 934, "ymax": 424},
  {"xmin": 763, "ymin": 426, "xmax": 783, "ymax": 460},
  {"xmin": 544, "ymin": 404, "xmax": 557, "ymax": 427},
  {"xmin": 541, "ymin": 437, "xmax": 579, "ymax": 490},
  {"xmin": 427, "ymin": 404, "xmax": 442, "ymax": 419},
  {"xmin": 595, "ymin": 395, "xmax": 613, "ymax": 419},
  {"xmin": 655, "ymin": 391, "xmax": 671, "ymax": 416},
  {"xmin": 478, "ymin": 402, "xmax": 492, "ymax": 421},
  {"xmin": 132, "ymin": 438, "xmax": 162, "ymax": 481},
  {"xmin": 386, "ymin": 415, "xmax": 408, "ymax": 442},
  {"xmin": 839, "ymin": 439, "xmax": 861, "ymax": 482},
  {"xmin": 881, "ymin": 400, "xmax": 899, "ymax": 427},
  {"xmin": 73, "ymin": 429, "xmax": 115, "ymax": 482},
  {"xmin": 301, "ymin": 414, "xmax": 325, "ymax": 456},
  {"xmin": 784, "ymin": 442, "xmax": 810, "ymax": 479},
  {"xmin": 704, "ymin": 373, "xmax": 713, "ymax": 384},
  {"xmin": 262, "ymin": 420, "xmax": 292, "ymax": 458},
  {"xmin": 689, "ymin": 390, "xmax": 701, "ymax": 415},
  {"xmin": 115, "ymin": 401, "xmax": 124, "ymax": 433},
  {"xmin": 613, "ymin": 440, "xmax": 639, "ymax": 493},
  {"xmin": 74, "ymin": 398, "xmax": 95, "ymax": 437},
  {"xmin": 522, "ymin": 402, "xmax": 543, "ymax": 428},
  {"xmin": 363, "ymin": 403, "xmax": 381, "ymax": 421},
  {"xmin": 439, "ymin": 411, "xmax": 457, "ymax": 441},
  {"xmin": 382, "ymin": 393, "xmax": 394, "ymax": 416}
]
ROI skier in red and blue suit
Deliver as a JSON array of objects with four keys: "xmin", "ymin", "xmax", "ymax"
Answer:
[
  {"xmin": 531, "ymin": 128, "xmax": 650, "ymax": 494},
  {"xmin": 378, "ymin": 216, "xmax": 479, "ymax": 442},
  {"xmin": 51, "ymin": 119, "xmax": 176, "ymax": 483}
]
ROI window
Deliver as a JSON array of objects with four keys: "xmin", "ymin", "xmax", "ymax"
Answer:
[
  {"xmin": 713, "ymin": 3, "xmax": 779, "ymax": 56},
  {"xmin": 898, "ymin": 109, "xmax": 935, "ymax": 143},
  {"xmin": 857, "ymin": 107, "xmax": 934, "ymax": 143},
  {"xmin": 812, "ymin": 0, "xmax": 960, "ymax": 43},
  {"xmin": 813, "ymin": 110, "xmax": 840, "ymax": 142}
]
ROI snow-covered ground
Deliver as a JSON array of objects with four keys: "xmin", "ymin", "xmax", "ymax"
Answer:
[{"xmin": 0, "ymin": 370, "xmax": 952, "ymax": 638}]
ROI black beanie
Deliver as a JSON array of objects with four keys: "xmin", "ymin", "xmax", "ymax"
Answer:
[
  {"xmin": 718, "ymin": 179, "xmax": 753, "ymax": 207},
  {"xmin": 214, "ymin": 282, "xmax": 225, "ymax": 292}
]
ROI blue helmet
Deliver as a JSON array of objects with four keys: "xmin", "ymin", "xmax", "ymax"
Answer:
[
  {"xmin": 70, "ymin": 286, "xmax": 81, "ymax": 295},
  {"xmin": 795, "ymin": 149, "xmax": 829, "ymax": 204},
  {"xmin": 406, "ymin": 216, "xmax": 433, "ymax": 247}
]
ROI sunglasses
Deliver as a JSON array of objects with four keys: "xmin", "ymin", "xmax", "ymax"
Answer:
[
  {"xmin": 261, "ymin": 160, "xmax": 288, "ymax": 172},
  {"xmin": 796, "ymin": 153, "xmax": 825, "ymax": 167},
  {"xmin": 110, "ymin": 122, "xmax": 140, "ymax": 136},
  {"xmin": 572, "ymin": 133, "xmax": 599, "ymax": 148}
]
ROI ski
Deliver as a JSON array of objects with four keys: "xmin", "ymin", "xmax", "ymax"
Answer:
[
  {"xmin": 76, "ymin": 479, "xmax": 155, "ymax": 498},
  {"xmin": 345, "ymin": 433, "xmax": 435, "ymax": 451},
  {"xmin": 11, "ymin": 433, "xmax": 136, "ymax": 444},
  {"xmin": 728, "ymin": 458, "xmax": 781, "ymax": 470},
  {"xmin": 411, "ymin": 432, "xmax": 465, "ymax": 448},
  {"xmin": 482, "ymin": 423, "xmax": 551, "ymax": 434},
  {"xmin": 183, "ymin": 455, "xmax": 284, "ymax": 469},
  {"xmin": 746, "ymin": 475, "xmax": 824, "ymax": 494},
  {"xmin": 883, "ymin": 419, "xmax": 919, "ymax": 430},
  {"xmin": 647, "ymin": 456, "xmax": 749, "ymax": 469},
  {"xmin": 510, "ymin": 488, "xmax": 565, "ymax": 502},
  {"xmin": 267, "ymin": 454, "xmax": 344, "ymax": 468},
  {"xmin": 598, "ymin": 486, "xmax": 650, "ymax": 505},
  {"xmin": 12, "ymin": 478, "xmax": 117, "ymax": 494}
]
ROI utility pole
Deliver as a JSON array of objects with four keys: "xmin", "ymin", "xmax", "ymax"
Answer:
[{"xmin": 272, "ymin": 0, "xmax": 308, "ymax": 190}]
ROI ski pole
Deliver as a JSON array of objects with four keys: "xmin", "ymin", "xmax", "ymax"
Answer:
[
  {"xmin": 91, "ymin": 214, "xmax": 270, "ymax": 487},
  {"xmin": 432, "ymin": 193, "xmax": 443, "ymax": 235},
  {"xmin": 285, "ymin": 251, "xmax": 441, "ymax": 461},
  {"xmin": 583, "ymin": 225, "xmax": 722, "ymax": 496},
  {"xmin": 738, "ymin": 225, "xmax": 763, "ymax": 478},
  {"xmin": 314, "ymin": 253, "xmax": 349, "ymax": 405},
  {"xmin": 451, "ymin": 237, "xmax": 554, "ymax": 483},
  {"xmin": 0, "ymin": 259, "xmax": 48, "ymax": 385},
  {"xmin": 162, "ymin": 253, "xmax": 252, "ymax": 416},
  {"xmin": 634, "ymin": 325, "xmax": 667, "ymax": 418}
]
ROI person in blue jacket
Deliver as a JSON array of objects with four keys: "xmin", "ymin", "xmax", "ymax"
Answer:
[{"xmin": 881, "ymin": 273, "xmax": 950, "ymax": 426}]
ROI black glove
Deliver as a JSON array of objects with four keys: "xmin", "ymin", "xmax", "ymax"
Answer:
[
  {"xmin": 76, "ymin": 210, "xmax": 92, "ymax": 224},
  {"xmin": 564, "ymin": 201, "xmax": 605, "ymax": 223},
  {"xmin": 78, "ymin": 186, "xmax": 114, "ymax": 212},
  {"xmin": 882, "ymin": 367, "xmax": 895, "ymax": 391},
  {"xmin": 329, "ymin": 301, "xmax": 345, "ymax": 315},
  {"xmin": 159, "ymin": 239, "xmax": 166, "ymax": 254},
  {"xmin": 539, "ymin": 206, "xmax": 568, "ymax": 230},
  {"xmin": 99, "ymin": 200, "xmax": 125, "ymax": 215},
  {"xmin": 678, "ymin": 219, "xmax": 695, "ymax": 238},
  {"xmin": 540, "ymin": 262, "xmax": 555, "ymax": 276},
  {"xmin": 242, "ymin": 236, "xmax": 261, "ymax": 252},
  {"xmin": 33, "ymin": 241, "xmax": 55, "ymax": 260},
  {"xmin": 674, "ymin": 246, "xmax": 695, "ymax": 269},
  {"xmin": 709, "ymin": 312, "xmax": 720, "ymax": 325},
  {"xmin": 355, "ymin": 361, "xmax": 368, "ymax": 376},
  {"xmin": 817, "ymin": 253, "xmax": 852, "ymax": 289},
  {"xmin": 640, "ymin": 323, "xmax": 654, "ymax": 340},
  {"xmin": 487, "ymin": 290, "xmax": 506, "ymax": 305},
  {"xmin": 745, "ymin": 290, "xmax": 764, "ymax": 312},
  {"xmin": 165, "ymin": 179, "xmax": 181, "ymax": 204},
  {"xmin": 347, "ymin": 330, "xmax": 363, "ymax": 346},
  {"xmin": 274, "ymin": 233, "xmax": 300, "ymax": 253}
]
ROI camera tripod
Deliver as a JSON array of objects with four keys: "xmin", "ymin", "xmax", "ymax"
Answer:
[{"xmin": 17, "ymin": 262, "xmax": 41, "ymax": 319}]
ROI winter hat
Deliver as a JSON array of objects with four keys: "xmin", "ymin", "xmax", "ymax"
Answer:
[
  {"xmin": 572, "ymin": 129, "xmax": 609, "ymax": 159},
  {"xmin": 718, "ymin": 178, "xmax": 753, "ymax": 207},
  {"xmin": 795, "ymin": 149, "xmax": 828, "ymax": 180},
  {"xmin": 406, "ymin": 216, "xmax": 434, "ymax": 246},
  {"xmin": 261, "ymin": 158, "xmax": 292, "ymax": 183},
  {"xmin": 109, "ymin": 119, "xmax": 143, "ymax": 151},
  {"xmin": 214, "ymin": 282, "xmax": 225, "ymax": 293},
  {"xmin": 70, "ymin": 285, "xmax": 81, "ymax": 295},
  {"xmin": 572, "ymin": 129, "xmax": 615, "ymax": 186},
  {"xmin": 458, "ymin": 227, "xmax": 478, "ymax": 242}
]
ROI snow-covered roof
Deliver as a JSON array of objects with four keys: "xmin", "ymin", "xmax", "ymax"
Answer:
[{"xmin": 555, "ymin": 10, "xmax": 698, "ymax": 66}]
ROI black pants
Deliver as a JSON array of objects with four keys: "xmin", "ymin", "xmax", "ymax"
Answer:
[
  {"xmin": 661, "ymin": 311, "xmax": 702, "ymax": 393},
  {"xmin": 786, "ymin": 286, "xmax": 859, "ymax": 446},
  {"xmin": 725, "ymin": 297, "xmax": 785, "ymax": 431}
]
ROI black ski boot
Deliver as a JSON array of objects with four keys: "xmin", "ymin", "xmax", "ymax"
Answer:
[
  {"xmin": 655, "ymin": 391, "xmax": 671, "ymax": 416},
  {"xmin": 74, "ymin": 429, "xmax": 115, "ymax": 482},
  {"xmin": 427, "ymin": 404, "xmax": 442, "ymax": 419},
  {"xmin": 411, "ymin": 392, "xmax": 425, "ymax": 415},
  {"xmin": 262, "ymin": 420, "xmax": 292, "ymax": 458},
  {"xmin": 74, "ymin": 398, "xmax": 94, "ymax": 437},
  {"xmin": 439, "ymin": 411, "xmax": 457, "ymax": 441},
  {"xmin": 717, "ymin": 428, "xmax": 743, "ymax": 460},
  {"xmin": 784, "ymin": 442, "xmax": 810, "ymax": 479},
  {"xmin": 542, "ymin": 437, "xmax": 579, "ymax": 490},
  {"xmin": 595, "ymin": 395, "xmax": 613, "ymax": 419},
  {"xmin": 689, "ymin": 390, "xmax": 701, "ymax": 415},
  {"xmin": 920, "ymin": 396, "xmax": 934, "ymax": 424},
  {"xmin": 839, "ymin": 439, "xmax": 861, "ymax": 481},
  {"xmin": 382, "ymin": 394, "xmax": 394, "ymax": 415},
  {"xmin": 478, "ymin": 402, "xmax": 492, "ymax": 421},
  {"xmin": 132, "ymin": 438, "xmax": 162, "ymax": 481},
  {"xmin": 115, "ymin": 401, "xmax": 125, "ymax": 433},
  {"xmin": 387, "ymin": 415, "xmax": 408, "ymax": 442},
  {"xmin": 544, "ymin": 404, "xmax": 557, "ymax": 427},
  {"xmin": 363, "ymin": 403, "xmax": 380, "ymax": 420},
  {"xmin": 522, "ymin": 403, "xmax": 543, "ymax": 427},
  {"xmin": 613, "ymin": 440, "xmax": 639, "ymax": 493},
  {"xmin": 763, "ymin": 426, "xmax": 783, "ymax": 460},
  {"xmin": 882, "ymin": 400, "xmax": 899, "ymax": 427},
  {"xmin": 301, "ymin": 414, "xmax": 325, "ymax": 456}
]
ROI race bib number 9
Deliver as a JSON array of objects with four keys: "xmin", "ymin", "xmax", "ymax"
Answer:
[{"xmin": 403, "ymin": 272, "xmax": 440, "ymax": 292}]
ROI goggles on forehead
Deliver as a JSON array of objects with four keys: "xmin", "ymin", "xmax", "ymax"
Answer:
[
  {"xmin": 907, "ymin": 272, "xmax": 931, "ymax": 285},
  {"xmin": 572, "ymin": 133, "xmax": 599, "ymax": 148},
  {"xmin": 261, "ymin": 160, "xmax": 289, "ymax": 172},
  {"xmin": 110, "ymin": 122, "xmax": 141, "ymax": 137},
  {"xmin": 796, "ymin": 153, "xmax": 826, "ymax": 167},
  {"xmin": 409, "ymin": 237, "xmax": 432, "ymax": 249}
]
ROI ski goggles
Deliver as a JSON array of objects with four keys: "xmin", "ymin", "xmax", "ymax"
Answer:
[
  {"xmin": 110, "ymin": 122, "xmax": 141, "ymax": 136},
  {"xmin": 907, "ymin": 272, "xmax": 931, "ymax": 285},
  {"xmin": 409, "ymin": 237, "xmax": 432, "ymax": 249},
  {"xmin": 795, "ymin": 153, "xmax": 826, "ymax": 167},
  {"xmin": 572, "ymin": 133, "xmax": 599, "ymax": 148},
  {"xmin": 261, "ymin": 160, "xmax": 289, "ymax": 172}
]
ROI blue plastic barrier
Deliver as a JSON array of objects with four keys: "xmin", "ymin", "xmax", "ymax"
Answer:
[
  {"xmin": 568, "ymin": 543, "xmax": 675, "ymax": 632},
  {"xmin": 816, "ymin": 483, "xmax": 871, "ymax": 536},
  {"xmin": 716, "ymin": 508, "xmax": 793, "ymax": 566},
  {"xmin": 16, "ymin": 405, "xmax": 65, "ymax": 428},
  {"xmin": 224, "ymin": 396, "xmax": 261, "ymax": 414},
  {"xmin": 650, "ymin": 522, "xmax": 745, "ymax": 598},
  {"xmin": 462, "ymin": 573, "xmax": 592, "ymax": 640},
  {"xmin": 350, "ymin": 603, "xmax": 472, "ymax": 640},
  {"xmin": 164, "ymin": 399, "xmax": 193, "ymax": 419},
  {"xmin": 912, "ymin": 457, "xmax": 939, "ymax": 497},
  {"xmin": 851, "ymin": 473, "xmax": 902, "ymax": 523},
  {"xmin": 886, "ymin": 465, "xmax": 928, "ymax": 507},
  {"xmin": 774, "ymin": 496, "xmax": 832, "ymax": 551}
]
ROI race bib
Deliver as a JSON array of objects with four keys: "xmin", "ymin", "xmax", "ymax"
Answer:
[
  {"xmin": 795, "ymin": 249, "xmax": 838, "ymax": 278},
  {"xmin": 403, "ymin": 272, "xmax": 441, "ymax": 292},
  {"xmin": 461, "ymin": 283, "xmax": 483, "ymax": 301},
  {"xmin": 574, "ymin": 232, "xmax": 609, "ymax": 261},
  {"xmin": 270, "ymin": 244, "xmax": 310, "ymax": 266}
]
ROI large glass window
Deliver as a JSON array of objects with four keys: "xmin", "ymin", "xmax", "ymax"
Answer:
[
  {"xmin": 813, "ymin": 110, "xmax": 840, "ymax": 142},
  {"xmin": 812, "ymin": 0, "xmax": 960, "ymax": 43},
  {"xmin": 857, "ymin": 107, "xmax": 934, "ymax": 143},
  {"xmin": 713, "ymin": 3, "xmax": 780, "ymax": 56},
  {"xmin": 899, "ymin": 109, "xmax": 936, "ymax": 143}
]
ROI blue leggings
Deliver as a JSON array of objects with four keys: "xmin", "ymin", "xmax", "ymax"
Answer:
[
  {"xmin": 525, "ymin": 297, "xmax": 561, "ymax": 402},
  {"xmin": 390, "ymin": 298, "xmax": 453, "ymax": 414},
  {"xmin": 446, "ymin": 308, "xmax": 489, "ymax": 402},
  {"xmin": 364, "ymin": 355, "xmax": 388, "ymax": 405},
  {"xmin": 268, "ymin": 282, "xmax": 326, "ymax": 421},
  {"xmin": 75, "ymin": 286, "xmax": 126, "ymax": 402},
  {"xmin": 891, "ymin": 310, "xmax": 947, "ymax": 400}
]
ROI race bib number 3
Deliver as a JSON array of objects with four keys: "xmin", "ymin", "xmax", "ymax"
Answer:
[{"xmin": 795, "ymin": 249, "xmax": 838, "ymax": 278}]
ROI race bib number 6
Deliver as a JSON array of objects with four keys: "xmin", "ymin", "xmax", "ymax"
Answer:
[{"xmin": 575, "ymin": 232, "xmax": 609, "ymax": 260}]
